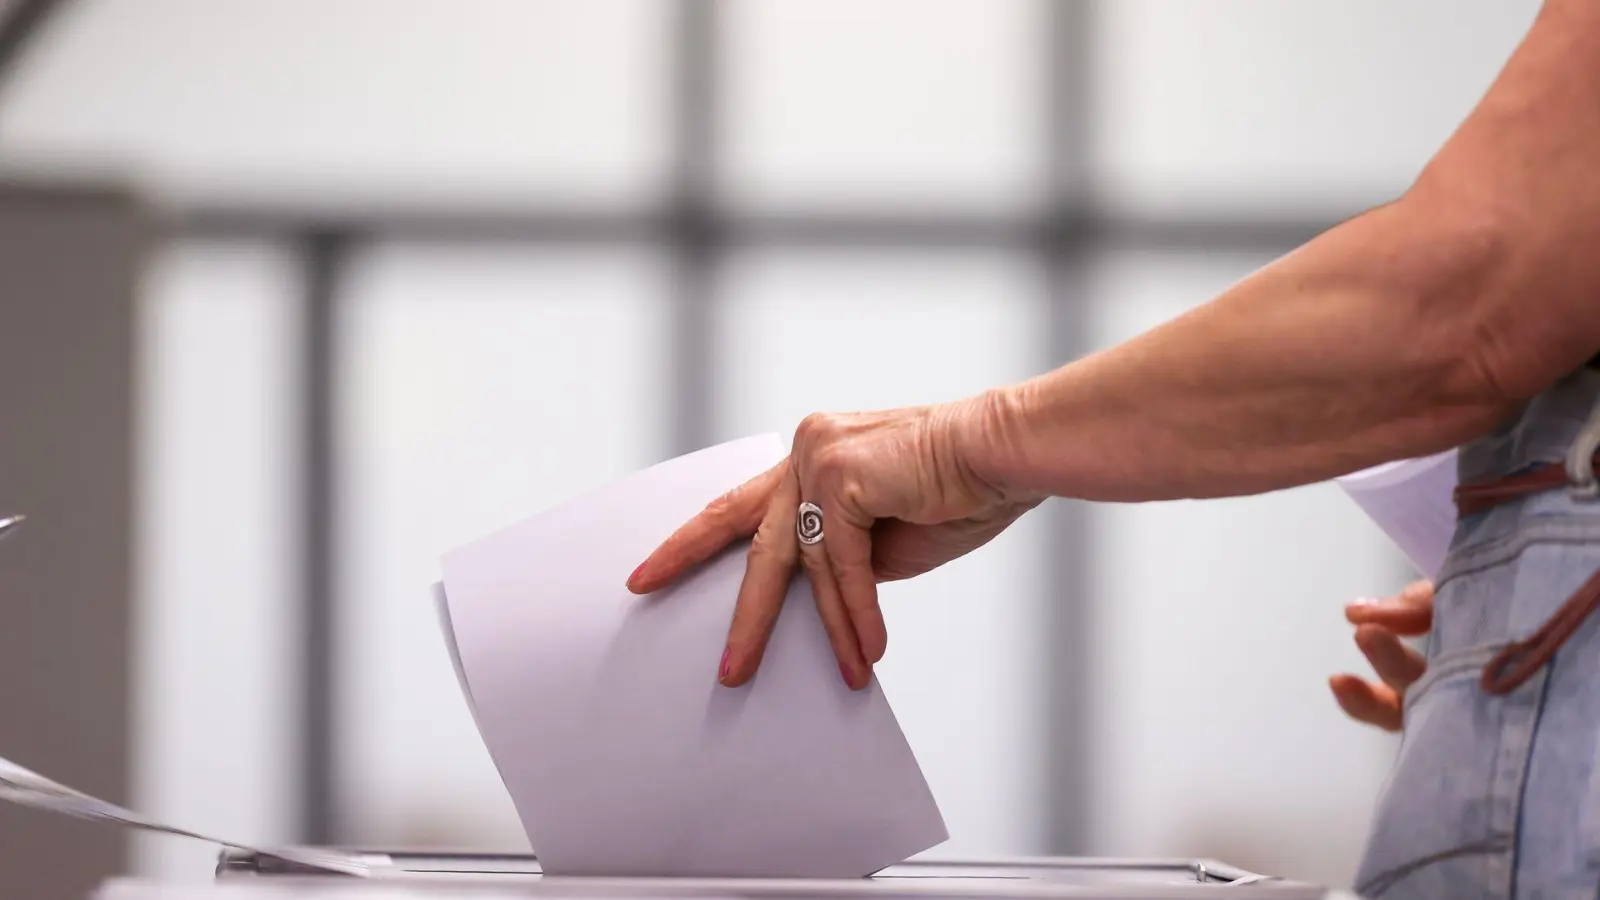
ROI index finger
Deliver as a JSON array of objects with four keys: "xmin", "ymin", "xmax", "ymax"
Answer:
[
  {"xmin": 1345, "ymin": 582, "xmax": 1434, "ymax": 635},
  {"xmin": 627, "ymin": 462, "xmax": 786, "ymax": 594}
]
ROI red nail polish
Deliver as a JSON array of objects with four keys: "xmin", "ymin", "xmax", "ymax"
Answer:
[
  {"xmin": 840, "ymin": 662, "xmax": 853, "ymax": 688},
  {"xmin": 719, "ymin": 649, "xmax": 731, "ymax": 681}
]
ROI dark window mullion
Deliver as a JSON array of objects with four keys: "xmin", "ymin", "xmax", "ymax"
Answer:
[
  {"xmin": 666, "ymin": 0, "xmax": 720, "ymax": 459},
  {"xmin": 1042, "ymin": 0, "xmax": 1098, "ymax": 858},
  {"xmin": 299, "ymin": 229, "xmax": 352, "ymax": 845}
]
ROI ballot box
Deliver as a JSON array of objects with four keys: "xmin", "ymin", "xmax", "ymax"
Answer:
[{"xmin": 95, "ymin": 847, "xmax": 1337, "ymax": 899}]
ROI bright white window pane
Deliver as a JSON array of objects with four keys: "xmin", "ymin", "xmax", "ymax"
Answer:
[
  {"xmin": 336, "ymin": 244, "xmax": 670, "ymax": 848},
  {"xmin": 0, "ymin": 0, "xmax": 670, "ymax": 209},
  {"xmin": 133, "ymin": 240, "xmax": 301, "ymax": 882},
  {"xmin": 1091, "ymin": 1, "xmax": 1539, "ymax": 216},
  {"xmin": 1083, "ymin": 249, "xmax": 1407, "ymax": 888},
  {"xmin": 719, "ymin": 0, "xmax": 1048, "ymax": 214},
  {"xmin": 714, "ymin": 250, "xmax": 1050, "ymax": 856}
]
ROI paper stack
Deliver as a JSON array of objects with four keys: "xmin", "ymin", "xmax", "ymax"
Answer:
[{"xmin": 433, "ymin": 434, "xmax": 948, "ymax": 878}]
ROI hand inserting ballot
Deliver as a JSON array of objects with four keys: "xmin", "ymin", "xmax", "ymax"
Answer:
[
  {"xmin": 625, "ymin": 400, "xmax": 1042, "ymax": 690},
  {"xmin": 1329, "ymin": 579, "xmax": 1434, "ymax": 732}
]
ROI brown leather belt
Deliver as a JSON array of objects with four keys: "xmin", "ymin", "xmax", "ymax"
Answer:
[{"xmin": 1453, "ymin": 453, "xmax": 1600, "ymax": 694}]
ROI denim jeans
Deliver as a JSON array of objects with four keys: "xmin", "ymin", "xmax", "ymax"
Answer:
[{"xmin": 1354, "ymin": 370, "xmax": 1600, "ymax": 899}]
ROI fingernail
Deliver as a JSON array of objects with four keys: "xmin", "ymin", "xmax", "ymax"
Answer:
[
  {"xmin": 1350, "ymin": 597, "xmax": 1376, "ymax": 607},
  {"xmin": 719, "ymin": 649, "xmax": 731, "ymax": 682},
  {"xmin": 840, "ymin": 662, "xmax": 853, "ymax": 689},
  {"xmin": 627, "ymin": 561, "xmax": 647, "ymax": 588}
]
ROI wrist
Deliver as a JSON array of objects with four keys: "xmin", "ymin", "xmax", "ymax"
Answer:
[{"xmin": 952, "ymin": 383, "xmax": 1048, "ymax": 506}]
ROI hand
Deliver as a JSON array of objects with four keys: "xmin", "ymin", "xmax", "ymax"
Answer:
[
  {"xmin": 625, "ymin": 396, "xmax": 1038, "ymax": 690},
  {"xmin": 1328, "ymin": 579, "xmax": 1434, "ymax": 731}
]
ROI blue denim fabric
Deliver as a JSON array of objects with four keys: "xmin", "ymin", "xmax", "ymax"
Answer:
[{"xmin": 1354, "ymin": 370, "xmax": 1600, "ymax": 899}]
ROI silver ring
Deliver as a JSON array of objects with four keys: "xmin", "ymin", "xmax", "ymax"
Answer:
[{"xmin": 796, "ymin": 501, "xmax": 824, "ymax": 545}]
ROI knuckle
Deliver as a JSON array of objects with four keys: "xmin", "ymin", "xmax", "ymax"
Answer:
[
  {"xmin": 827, "ymin": 537, "xmax": 869, "ymax": 570},
  {"xmin": 837, "ymin": 475, "xmax": 869, "ymax": 512},
  {"xmin": 750, "ymin": 522, "xmax": 797, "ymax": 565},
  {"xmin": 818, "ymin": 618, "xmax": 855, "ymax": 658},
  {"xmin": 731, "ymin": 596, "xmax": 779, "ymax": 637},
  {"xmin": 839, "ymin": 568, "xmax": 878, "ymax": 603},
  {"xmin": 811, "ymin": 441, "xmax": 848, "ymax": 478},
  {"xmin": 706, "ymin": 470, "xmax": 781, "ymax": 532},
  {"xmin": 795, "ymin": 412, "xmax": 839, "ymax": 449},
  {"xmin": 798, "ymin": 547, "xmax": 832, "ymax": 578},
  {"xmin": 702, "ymin": 490, "xmax": 735, "ymax": 522}
]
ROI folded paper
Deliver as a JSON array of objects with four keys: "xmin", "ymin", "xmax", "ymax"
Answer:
[{"xmin": 1335, "ymin": 449, "xmax": 1459, "ymax": 579}]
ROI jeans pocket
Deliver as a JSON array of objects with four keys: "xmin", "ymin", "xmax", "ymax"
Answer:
[{"xmin": 1354, "ymin": 644, "xmax": 1515, "ymax": 900}]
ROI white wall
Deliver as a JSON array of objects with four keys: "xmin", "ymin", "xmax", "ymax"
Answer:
[
  {"xmin": 1091, "ymin": 0, "xmax": 1540, "ymax": 215},
  {"xmin": 0, "ymin": 0, "xmax": 673, "ymax": 210},
  {"xmin": 718, "ymin": 0, "xmax": 1047, "ymax": 214},
  {"xmin": 132, "ymin": 241, "xmax": 302, "ymax": 882}
]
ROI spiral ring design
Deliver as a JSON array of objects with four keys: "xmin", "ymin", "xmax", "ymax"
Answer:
[{"xmin": 796, "ymin": 501, "xmax": 825, "ymax": 545}]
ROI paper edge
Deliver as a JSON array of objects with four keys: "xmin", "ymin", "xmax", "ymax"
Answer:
[
  {"xmin": 1333, "ymin": 449, "xmax": 1459, "ymax": 578},
  {"xmin": 863, "ymin": 676, "xmax": 950, "ymax": 852},
  {"xmin": 432, "ymin": 579, "xmax": 525, "ymax": 830},
  {"xmin": 1335, "ymin": 448, "xmax": 1458, "ymax": 492},
  {"xmin": 432, "ymin": 580, "xmax": 483, "ymax": 727},
  {"xmin": 439, "ymin": 433, "xmax": 784, "ymax": 575}
]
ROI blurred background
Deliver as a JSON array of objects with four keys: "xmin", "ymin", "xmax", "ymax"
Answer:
[{"xmin": 0, "ymin": 0, "xmax": 1544, "ymax": 896}]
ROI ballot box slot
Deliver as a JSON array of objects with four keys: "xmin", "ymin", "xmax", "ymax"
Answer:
[{"xmin": 214, "ymin": 848, "xmax": 1319, "ymax": 895}]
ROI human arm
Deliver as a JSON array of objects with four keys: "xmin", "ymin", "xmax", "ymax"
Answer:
[{"xmin": 974, "ymin": 0, "xmax": 1600, "ymax": 503}]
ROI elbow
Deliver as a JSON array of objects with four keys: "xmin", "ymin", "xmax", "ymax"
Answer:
[
  {"xmin": 1385, "ymin": 189, "xmax": 1529, "ymax": 443},
  {"xmin": 1400, "ymin": 165, "xmax": 1600, "ymax": 419}
]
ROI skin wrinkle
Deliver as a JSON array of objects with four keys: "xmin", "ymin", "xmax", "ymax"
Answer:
[{"xmin": 918, "ymin": 406, "xmax": 964, "ymax": 521}]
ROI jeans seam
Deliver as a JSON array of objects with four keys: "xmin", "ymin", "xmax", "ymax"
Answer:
[
  {"xmin": 1440, "ymin": 517, "xmax": 1600, "ymax": 587},
  {"xmin": 1507, "ymin": 668, "xmax": 1555, "ymax": 900},
  {"xmin": 1354, "ymin": 837, "xmax": 1512, "ymax": 898},
  {"xmin": 1401, "ymin": 644, "xmax": 1501, "ymax": 712}
]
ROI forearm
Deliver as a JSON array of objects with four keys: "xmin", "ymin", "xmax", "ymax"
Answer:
[
  {"xmin": 975, "ymin": 195, "xmax": 1517, "ymax": 502},
  {"xmin": 967, "ymin": 0, "xmax": 1600, "ymax": 504}
]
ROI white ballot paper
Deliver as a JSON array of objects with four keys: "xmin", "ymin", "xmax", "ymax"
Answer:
[
  {"xmin": 1335, "ymin": 449, "xmax": 1460, "ymax": 579},
  {"xmin": 436, "ymin": 434, "xmax": 948, "ymax": 879},
  {"xmin": 0, "ymin": 754, "xmax": 369, "ymax": 876}
]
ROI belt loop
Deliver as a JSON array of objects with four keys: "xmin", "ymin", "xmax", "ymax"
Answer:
[{"xmin": 1564, "ymin": 398, "xmax": 1600, "ymax": 500}]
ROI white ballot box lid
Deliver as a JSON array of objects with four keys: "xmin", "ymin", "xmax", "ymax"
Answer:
[{"xmin": 90, "ymin": 851, "xmax": 1337, "ymax": 900}]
